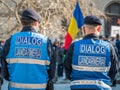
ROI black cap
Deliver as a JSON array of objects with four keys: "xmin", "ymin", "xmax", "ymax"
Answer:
[
  {"xmin": 84, "ymin": 15, "xmax": 102, "ymax": 25},
  {"xmin": 21, "ymin": 9, "xmax": 41, "ymax": 22}
]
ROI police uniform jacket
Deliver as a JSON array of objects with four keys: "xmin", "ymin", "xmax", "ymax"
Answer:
[
  {"xmin": 64, "ymin": 34, "xmax": 119, "ymax": 90},
  {"xmin": 0, "ymin": 26, "xmax": 54, "ymax": 90}
]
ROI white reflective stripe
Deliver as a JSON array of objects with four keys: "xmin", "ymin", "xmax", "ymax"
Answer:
[
  {"xmin": 71, "ymin": 80, "xmax": 101, "ymax": 85},
  {"xmin": 9, "ymin": 82, "xmax": 47, "ymax": 89},
  {"xmin": 72, "ymin": 65, "xmax": 110, "ymax": 72},
  {"xmin": 6, "ymin": 58, "xmax": 50, "ymax": 65},
  {"xmin": 71, "ymin": 80, "xmax": 111, "ymax": 89}
]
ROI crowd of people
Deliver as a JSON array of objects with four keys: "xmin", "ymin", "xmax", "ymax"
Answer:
[
  {"xmin": 98, "ymin": 34, "xmax": 120, "ymax": 87},
  {"xmin": 0, "ymin": 9, "xmax": 120, "ymax": 90},
  {"xmin": 99, "ymin": 34, "xmax": 120, "ymax": 62}
]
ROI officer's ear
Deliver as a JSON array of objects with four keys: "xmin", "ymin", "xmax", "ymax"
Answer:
[
  {"xmin": 34, "ymin": 21, "xmax": 39, "ymax": 27},
  {"xmin": 97, "ymin": 25, "xmax": 101, "ymax": 32},
  {"xmin": 82, "ymin": 26, "xmax": 86, "ymax": 35}
]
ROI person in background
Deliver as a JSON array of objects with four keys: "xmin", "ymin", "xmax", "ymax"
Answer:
[
  {"xmin": 0, "ymin": 40, "xmax": 3, "ymax": 85},
  {"xmin": 51, "ymin": 40, "xmax": 59, "ymax": 83},
  {"xmin": 0, "ymin": 41, "xmax": 3, "ymax": 57},
  {"xmin": 64, "ymin": 15, "xmax": 119, "ymax": 90},
  {"xmin": 110, "ymin": 37, "xmax": 116, "ymax": 46},
  {"xmin": 116, "ymin": 34, "xmax": 120, "ymax": 61},
  {"xmin": 111, "ymin": 34, "xmax": 120, "ymax": 87},
  {"xmin": 104, "ymin": 35, "xmax": 110, "ymax": 41},
  {"xmin": 99, "ymin": 35, "xmax": 103, "ymax": 40},
  {"xmin": 0, "ymin": 41, "xmax": 3, "ymax": 89},
  {"xmin": 57, "ymin": 42, "xmax": 64, "ymax": 78},
  {"xmin": 0, "ymin": 9, "xmax": 54, "ymax": 90},
  {"xmin": 107, "ymin": 36, "xmax": 119, "ymax": 87}
]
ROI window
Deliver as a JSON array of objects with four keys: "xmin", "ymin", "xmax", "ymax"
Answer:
[{"xmin": 105, "ymin": 3, "xmax": 120, "ymax": 15}]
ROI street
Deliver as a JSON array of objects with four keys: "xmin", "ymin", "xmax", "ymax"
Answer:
[
  {"xmin": 54, "ymin": 83, "xmax": 120, "ymax": 90},
  {"xmin": 2, "ymin": 80, "xmax": 120, "ymax": 90}
]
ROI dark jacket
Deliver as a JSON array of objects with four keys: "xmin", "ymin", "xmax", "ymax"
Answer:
[
  {"xmin": 116, "ymin": 39, "xmax": 120, "ymax": 58},
  {"xmin": 56, "ymin": 47, "xmax": 64, "ymax": 64}
]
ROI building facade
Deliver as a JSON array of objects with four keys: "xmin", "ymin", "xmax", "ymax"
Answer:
[{"xmin": 93, "ymin": 0, "xmax": 120, "ymax": 37}]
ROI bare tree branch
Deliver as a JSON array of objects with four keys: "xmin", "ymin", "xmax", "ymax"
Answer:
[
  {"xmin": 11, "ymin": 0, "xmax": 18, "ymax": 5},
  {"xmin": 0, "ymin": 15, "xmax": 11, "ymax": 26},
  {"xmin": 0, "ymin": 0, "xmax": 13, "ymax": 11},
  {"xmin": 14, "ymin": 0, "xmax": 26, "ymax": 24},
  {"xmin": 0, "ymin": 0, "xmax": 104, "ymax": 40}
]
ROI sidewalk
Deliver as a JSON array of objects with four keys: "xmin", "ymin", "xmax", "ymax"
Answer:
[
  {"xmin": 54, "ymin": 77, "xmax": 120, "ymax": 90},
  {"xmin": 54, "ymin": 83, "xmax": 120, "ymax": 90},
  {"xmin": 2, "ymin": 79, "xmax": 120, "ymax": 90}
]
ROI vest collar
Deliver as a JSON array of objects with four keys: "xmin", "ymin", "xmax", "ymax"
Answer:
[
  {"xmin": 83, "ymin": 34, "xmax": 99, "ymax": 39},
  {"xmin": 21, "ymin": 26, "xmax": 37, "ymax": 32}
]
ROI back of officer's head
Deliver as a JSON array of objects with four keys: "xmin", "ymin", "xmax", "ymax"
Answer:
[
  {"xmin": 21, "ymin": 9, "xmax": 41, "ymax": 26},
  {"xmin": 82, "ymin": 15, "xmax": 102, "ymax": 35},
  {"xmin": 116, "ymin": 34, "xmax": 119, "ymax": 39}
]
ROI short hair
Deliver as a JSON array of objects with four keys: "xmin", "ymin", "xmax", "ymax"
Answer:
[
  {"xmin": 84, "ymin": 24, "xmax": 98, "ymax": 30},
  {"xmin": 21, "ymin": 17, "xmax": 36, "ymax": 26}
]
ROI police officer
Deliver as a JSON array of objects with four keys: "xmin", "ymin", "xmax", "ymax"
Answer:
[
  {"xmin": 0, "ymin": 9, "xmax": 53, "ymax": 90},
  {"xmin": 64, "ymin": 15, "xmax": 119, "ymax": 90}
]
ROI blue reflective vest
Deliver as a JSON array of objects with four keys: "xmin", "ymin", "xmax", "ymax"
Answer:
[
  {"xmin": 71, "ymin": 39, "xmax": 112, "ymax": 90},
  {"xmin": 6, "ymin": 32, "xmax": 50, "ymax": 90}
]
